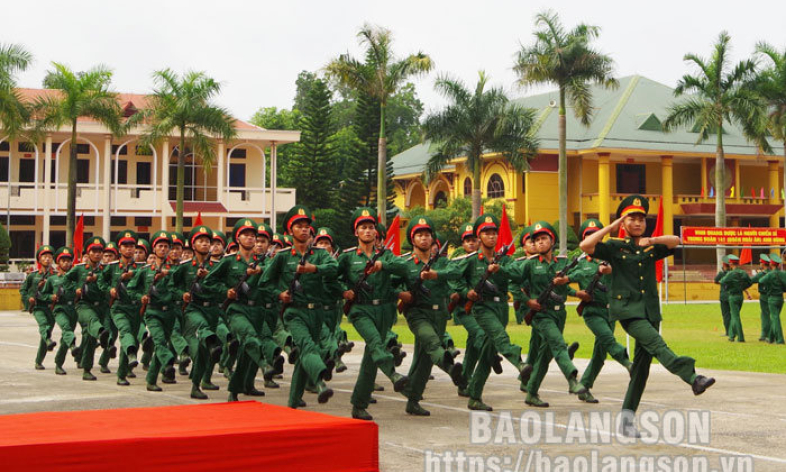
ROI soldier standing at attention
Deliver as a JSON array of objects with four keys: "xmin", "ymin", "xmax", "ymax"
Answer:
[
  {"xmin": 21, "ymin": 245, "xmax": 57, "ymax": 370},
  {"xmin": 40, "ymin": 247, "xmax": 79, "ymax": 375},
  {"xmin": 719, "ymin": 255, "xmax": 751, "ymax": 343},
  {"xmin": 762, "ymin": 254, "xmax": 786, "ymax": 344},
  {"xmin": 580, "ymin": 195, "xmax": 716, "ymax": 437},
  {"xmin": 752, "ymin": 254, "xmax": 772, "ymax": 342},
  {"xmin": 713, "ymin": 257, "xmax": 732, "ymax": 336}
]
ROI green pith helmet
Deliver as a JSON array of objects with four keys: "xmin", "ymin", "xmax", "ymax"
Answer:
[
  {"xmin": 282, "ymin": 205, "xmax": 312, "ymax": 233},
  {"xmin": 406, "ymin": 215, "xmax": 434, "ymax": 245},
  {"xmin": 55, "ymin": 246, "xmax": 74, "ymax": 262},
  {"xmin": 760, "ymin": 254, "xmax": 771, "ymax": 264},
  {"xmin": 232, "ymin": 218, "xmax": 258, "ymax": 241},
  {"xmin": 770, "ymin": 254, "xmax": 782, "ymax": 264},
  {"xmin": 271, "ymin": 233, "xmax": 285, "ymax": 247},
  {"xmin": 84, "ymin": 236, "xmax": 106, "ymax": 253},
  {"xmin": 282, "ymin": 235, "xmax": 293, "ymax": 247},
  {"xmin": 459, "ymin": 222, "xmax": 475, "ymax": 241},
  {"xmin": 189, "ymin": 225, "xmax": 213, "ymax": 246},
  {"xmin": 722, "ymin": 255, "xmax": 731, "ymax": 265},
  {"xmin": 150, "ymin": 230, "xmax": 172, "ymax": 248},
  {"xmin": 473, "ymin": 214, "xmax": 500, "ymax": 236},
  {"xmin": 36, "ymin": 245, "xmax": 55, "ymax": 260},
  {"xmin": 616, "ymin": 195, "xmax": 649, "ymax": 219},
  {"xmin": 211, "ymin": 230, "xmax": 227, "ymax": 246},
  {"xmin": 226, "ymin": 236, "xmax": 238, "ymax": 251},
  {"xmin": 517, "ymin": 225, "xmax": 532, "ymax": 248},
  {"xmin": 530, "ymin": 221, "xmax": 557, "ymax": 241},
  {"xmin": 257, "ymin": 223, "xmax": 273, "ymax": 240},
  {"xmin": 351, "ymin": 207, "xmax": 378, "ymax": 232},
  {"xmin": 136, "ymin": 239, "xmax": 151, "ymax": 255},
  {"xmin": 579, "ymin": 219, "xmax": 604, "ymax": 240},
  {"xmin": 116, "ymin": 229, "xmax": 138, "ymax": 246},
  {"xmin": 103, "ymin": 241, "xmax": 118, "ymax": 254},
  {"xmin": 315, "ymin": 227, "xmax": 336, "ymax": 245},
  {"xmin": 170, "ymin": 232, "xmax": 185, "ymax": 247}
]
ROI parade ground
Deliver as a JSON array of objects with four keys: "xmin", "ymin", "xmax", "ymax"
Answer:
[{"xmin": 1, "ymin": 307, "xmax": 785, "ymax": 472}]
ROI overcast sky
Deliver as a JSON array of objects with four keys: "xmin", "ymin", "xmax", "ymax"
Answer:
[{"xmin": 4, "ymin": 1, "xmax": 786, "ymax": 123}]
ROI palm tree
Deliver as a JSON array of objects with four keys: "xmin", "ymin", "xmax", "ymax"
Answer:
[
  {"xmin": 423, "ymin": 71, "xmax": 539, "ymax": 219},
  {"xmin": 663, "ymin": 32, "xmax": 770, "ymax": 267},
  {"xmin": 754, "ymin": 42, "xmax": 786, "ymax": 224},
  {"xmin": 326, "ymin": 24, "xmax": 433, "ymax": 226},
  {"xmin": 33, "ymin": 63, "xmax": 125, "ymax": 245},
  {"xmin": 0, "ymin": 43, "xmax": 33, "ymax": 139},
  {"xmin": 514, "ymin": 10, "xmax": 617, "ymax": 254},
  {"xmin": 136, "ymin": 69, "xmax": 236, "ymax": 234}
]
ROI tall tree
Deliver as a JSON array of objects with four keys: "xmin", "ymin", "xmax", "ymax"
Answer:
[
  {"xmin": 514, "ymin": 10, "xmax": 617, "ymax": 254},
  {"xmin": 33, "ymin": 63, "xmax": 125, "ymax": 245},
  {"xmin": 0, "ymin": 43, "xmax": 33, "ymax": 140},
  {"xmin": 339, "ymin": 91, "xmax": 380, "ymax": 211},
  {"xmin": 137, "ymin": 69, "xmax": 237, "ymax": 234},
  {"xmin": 663, "ymin": 32, "xmax": 770, "ymax": 267},
  {"xmin": 423, "ymin": 71, "xmax": 540, "ymax": 219},
  {"xmin": 326, "ymin": 24, "xmax": 433, "ymax": 225}
]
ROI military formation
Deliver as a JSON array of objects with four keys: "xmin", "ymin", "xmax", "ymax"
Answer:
[{"xmin": 20, "ymin": 196, "xmax": 717, "ymax": 435}]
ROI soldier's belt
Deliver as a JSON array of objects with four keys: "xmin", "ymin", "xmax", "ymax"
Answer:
[
  {"xmin": 291, "ymin": 302, "xmax": 319, "ymax": 310},
  {"xmin": 356, "ymin": 298, "xmax": 393, "ymax": 306},
  {"xmin": 414, "ymin": 304, "xmax": 443, "ymax": 311},
  {"xmin": 264, "ymin": 303, "xmax": 274, "ymax": 309},
  {"xmin": 481, "ymin": 296, "xmax": 503, "ymax": 303},
  {"xmin": 197, "ymin": 301, "xmax": 215, "ymax": 308},
  {"xmin": 148, "ymin": 304, "xmax": 170, "ymax": 311}
]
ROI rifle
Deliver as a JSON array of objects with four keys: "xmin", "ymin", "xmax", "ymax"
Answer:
[
  {"xmin": 279, "ymin": 242, "xmax": 314, "ymax": 320},
  {"xmin": 50, "ymin": 285, "xmax": 64, "ymax": 312},
  {"xmin": 576, "ymin": 261, "xmax": 609, "ymax": 317},
  {"xmin": 462, "ymin": 243, "xmax": 514, "ymax": 315},
  {"xmin": 221, "ymin": 253, "xmax": 263, "ymax": 312},
  {"xmin": 80, "ymin": 262, "xmax": 104, "ymax": 299},
  {"xmin": 343, "ymin": 241, "xmax": 393, "ymax": 316},
  {"xmin": 398, "ymin": 241, "xmax": 449, "ymax": 315},
  {"xmin": 139, "ymin": 262, "xmax": 166, "ymax": 317},
  {"xmin": 29, "ymin": 270, "xmax": 52, "ymax": 313},
  {"xmin": 109, "ymin": 262, "xmax": 133, "ymax": 308},
  {"xmin": 524, "ymin": 255, "xmax": 583, "ymax": 325},
  {"xmin": 181, "ymin": 259, "xmax": 209, "ymax": 314}
]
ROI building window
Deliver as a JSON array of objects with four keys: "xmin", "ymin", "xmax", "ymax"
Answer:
[
  {"xmin": 463, "ymin": 177, "xmax": 472, "ymax": 197},
  {"xmin": 0, "ymin": 157, "xmax": 8, "ymax": 182},
  {"xmin": 10, "ymin": 231, "xmax": 36, "ymax": 258},
  {"xmin": 17, "ymin": 142, "xmax": 34, "ymax": 153},
  {"xmin": 135, "ymin": 144, "xmax": 154, "ymax": 156},
  {"xmin": 487, "ymin": 173, "xmax": 505, "ymax": 199},
  {"xmin": 171, "ymin": 217, "xmax": 193, "ymax": 227},
  {"xmin": 111, "ymin": 144, "xmax": 128, "ymax": 156},
  {"xmin": 134, "ymin": 216, "xmax": 152, "ymax": 227},
  {"xmin": 10, "ymin": 215, "xmax": 35, "ymax": 225},
  {"xmin": 229, "ymin": 163, "xmax": 246, "ymax": 187},
  {"xmin": 110, "ymin": 216, "xmax": 126, "ymax": 226},
  {"xmin": 434, "ymin": 191, "xmax": 448, "ymax": 208},
  {"xmin": 76, "ymin": 143, "xmax": 90, "ymax": 154},
  {"xmin": 136, "ymin": 162, "xmax": 151, "ymax": 185},
  {"xmin": 19, "ymin": 159, "xmax": 35, "ymax": 183},
  {"xmin": 229, "ymin": 148, "xmax": 247, "ymax": 158},
  {"xmin": 111, "ymin": 160, "xmax": 128, "ymax": 185},
  {"xmin": 616, "ymin": 164, "xmax": 646, "ymax": 194},
  {"xmin": 77, "ymin": 159, "xmax": 90, "ymax": 183},
  {"xmin": 0, "ymin": 141, "xmax": 9, "ymax": 151},
  {"xmin": 50, "ymin": 216, "xmax": 66, "ymax": 226}
]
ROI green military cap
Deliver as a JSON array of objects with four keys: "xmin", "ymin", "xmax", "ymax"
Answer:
[
  {"xmin": 189, "ymin": 225, "xmax": 213, "ymax": 246},
  {"xmin": 84, "ymin": 236, "xmax": 106, "ymax": 253},
  {"xmin": 257, "ymin": 223, "xmax": 273, "ymax": 240},
  {"xmin": 116, "ymin": 229, "xmax": 138, "ymax": 246},
  {"xmin": 226, "ymin": 236, "xmax": 238, "ymax": 251},
  {"xmin": 315, "ymin": 227, "xmax": 336, "ymax": 245},
  {"xmin": 460, "ymin": 222, "xmax": 475, "ymax": 241},
  {"xmin": 760, "ymin": 254, "xmax": 771, "ymax": 263},
  {"xmin": 434, "ymin": 231, "xmax": 446, "ymax": 250},
  {"xmin": 406, "ymin": 215, "xmax": 434, "ymax": 244},
  {"xmin": 722, "ymin": 255, "xmax": 731, "ymax": 264},
  {"xmin": 616, "ymin": 195, "xmax": 649, "ymax": 219},
  {"xmin": 170, "ymin": 232, "xmax": 185, "ymax": 247},
  {"xmin": 136, "ymin": 239, "xmax": 151, "ymax": 255},
  {"xmin": 770, "ymin": 254, "xmax": 782, "ymax": 264},
  {"xmin": 232, "ymin": 218, "xmax": 258, "ymax": 241},
  {"xmin": 150, "ymin": 230, "xmax": 172, "ymax": 248},
  {"xmin": 531, "ymin": 221, "xmax": 557, "ymax": 241},
  {"xmin": 727, "ymin": 254, "xmax": 740, "ymax": 263},
  {"xmin": 282, "ymin": 205, "xmax": 312, "ymax": 233},
  {"xmin": 579, "ymin": 219, "xmax": 604, "ymax": 240},
  {"xmin": 55, "ymin": 246, "xmax": 74, "ymax": 262},
  {"xmin": 376, "ymin": 223, "xmax": 387, "ymax": 241},
  {"xmin": 517, "ymin": 225, "xmax": 532, "ymax": 248},
  {"xmin": 282, "ymin": 235, "xmax": 293, "ymax": 247},
  {"xmin": 351, "ymin": 207, "xmax": 378, "ymax": 232},
  {"xmin": 211, "ymin": 230, "xmax": 227, "ymax": 245},
  {"xmin": 103, "ymin": 241, "xmax": 118, "ymax": 255},
  {"xmin": 36, "ymin": 245, "xmax": 55, "ymax": 260},
  {"xmin": 271, "ymin": 233, "xmax": 285, "ymax": 247},
  {"xmin": 474, "ymin": 214, "xmax": 500, "ymax": 235}
]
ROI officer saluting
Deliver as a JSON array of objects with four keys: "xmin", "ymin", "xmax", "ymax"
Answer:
[{"xmin": 580, "ymin": 195, "xmax": 716, "ymax": 437}]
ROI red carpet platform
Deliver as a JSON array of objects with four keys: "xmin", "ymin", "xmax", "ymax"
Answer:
[{"xmin": 0, "ymin": 401, "xmax": 378, "ymax": 471}]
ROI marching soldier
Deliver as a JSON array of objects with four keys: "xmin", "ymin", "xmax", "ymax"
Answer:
[
  {"xmin": 762, "ymin": 254, "xmax": 786, "ymax": 344},
  {"xmin": 580, "ymin": 195, "xmax": 716, "ymax": 437},
  {"xmin": 20, "ymin": 245, "xmax": 57, "ymax": 369},
  {"xmin": 97, "ymin": 242, "xmax": 120, "ymax": 374},
  {"xmin": 169, "ymin": 232, "xmax": 192, "ymax": 376},
  {"xmin": 135, "ymin": 239, "xmax": 150, "ymax": 263},
  {"xmin": 752, "ymin": 254, "xmax": 772, "ymax": 342},
  {"xmin": 207, "ymin": 229, "xmax": 235, "ymax": 381},
  {"xmin": 569, "ymin": 219, "xmax": 633, "ymax": 403},
  {"xmin": 312, "ymin": 227, "xmax": 349, "ymax": 375},
  {"xmin": 713, "ymin": 257, "xmax": 732, "ymax": 336},
  {"xmin": 719, "ymin": 255, "xmax": 751, "ymax": 342},
  {"xmin": 40, "ymin": 247, "xmax": 79, "ymax": 375}
]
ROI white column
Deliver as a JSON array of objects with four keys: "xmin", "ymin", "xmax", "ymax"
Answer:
[
  {"xmin": 217, "ymin": 140, "xmax": 225, "ymax": 203},
  {"xmin": 160, "ymin": 140, "xmax": 170, "ymax": 230},
  {"xmin": 102, "ymin": 135, "xmax": 112, "ymax": 240},
  {"xmin": 42, "ymin": 135, "xmax": 53, "ymax": 245},
  {"xmin": 270, "ymin": 142, "xmax": 277, "ymax": 228}
]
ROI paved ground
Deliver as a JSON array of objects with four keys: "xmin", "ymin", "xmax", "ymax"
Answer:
[{"xmin": 1, "ymin": 309, "xmax": 785, "ymax": 471}]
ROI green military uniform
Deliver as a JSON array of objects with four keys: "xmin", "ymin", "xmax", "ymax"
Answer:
[
  {"xmin": 97, "ymin": 230, "xmax": 143, "ymax": 384},
  {"xmin": 761, "ymin": 254, "xmax": 786, "ymax": 344},
  {"xmin": 510, "ymin": 226, "xmax": 542, "ymax": 393},
  {"xmin": 204, "ymin": 230, "xmax": 235, "ymax": 381},
  {"xmin": 312, "ymin": 227, "xmax": 349, "ymax": 375},
  {"xmin": 97, "ymin": 242, "xmax": 120, "ymax": 372},
  {"xmin": 591, "ymin": 196, "xmax": 706, "ymax": 418},
  {"xmin": 66, "ymin": 237, "xmax": 110, "ymax": 380},
  {"xmin": 719, "ymin": 255, "xmax": 751, "ymax": 342},
  {"xmin": 127, "ymin": 231, "xmax": 178, "ymax": 390},
  {"xmin": 398, "ymin": 218, "xmax": 466, "ymax": 415},
  {"xmin": 568, "ymin": 219, "xmax": 632, "ymax": 403},
  {"xmin": 40, "ymin": 247, "xmax": 79, "ymax": 374},
  {"xmin": 714, "ymin": 263, "xmax": 732, "ymax": 336},
  {"xmin": 20, "ymin": 245, "xmax": 57, "ymax": 368},
  {"xmin": 135, "ymin": 238, "xmax": 154, "ymax": 372},
  {"xmin": 751, "ymin": 254, "xmax": 771, "ymax": 341},
  {"xmin": 337, "ymin": 207, "xmax": 410, "ymax": 420},
  {"xmin": 169, "ymin": 231, "xmax": 191, "ymax": 376}
]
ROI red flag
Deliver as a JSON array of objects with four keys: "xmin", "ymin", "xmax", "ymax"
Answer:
[
  {"xmin": 700, "ymin": 187, "xmax": 704, "ymax": 198},
  {"xmin": 73, "ymin": 214, "xmax": 85, "ymax": 260},
  {"xmin": 479, "ymin": 205, "xmax": 484, "ymax": 216},
  {"xmin": 495, "ymin": 205, "xmax": 515, "ymax": 255},
  {"xmin": 194, "ymin": 212, "xmax": 203, "ymax": 226},
  {"xmin": 35, "ymin": 242, "xmax": 41, "ymax": 270},
  {"xmin": 739, "ymin": 224, "xmax": 753, "ymax": 265},
  {"xmin": 751, "ymin": 187, "xmax": 756, "ymax": 199},
  {"xmin": 652, "ymin": 197, "xmax": 665, "ymax": 282},
  {"xmin": 384, "ymin": 215, "xmax": 401, "ymax": 256}
]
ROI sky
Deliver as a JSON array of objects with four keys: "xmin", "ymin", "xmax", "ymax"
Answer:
[{"xmin": 4, "ymin": 0, "xmax": 786, "ymax": 123}]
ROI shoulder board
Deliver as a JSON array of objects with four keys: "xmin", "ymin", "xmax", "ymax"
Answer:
[
  {"xmin": 527, "ymin": 254, "xmax": 539, "ymax": 259},
  {"xmin": 312, "ymin": 246, "xmax": 326, "ymax": 251},
  {"xmin": 275, "ymin": 247, "xmax": 290, "ymax": 254},
  {"xmin": 342, "ymin": 246, "xmax": 357, "ymax": 253},
  {"xmin": 108, "ymin": 260, "xmax": 120, "ymax": 265},
  {"xmin": 221, "ymin": 253, "xmax": 235, "ymax": 259},
  {"xmin": 74, "ymin": 262, "xmax": 85, "ymax": 267},
  {"xmin": 451, "ymin": 251, "xmax": 477, "ymax": 261},
  {"xmin": 140, "ymin": 264, "xmax": 151, "ymax": 269},
  {"xmin": 515, "ymin": 256, "xmax": 528, "ymax": 261},
  {"xmin": 555, "ymin": 255, "xmax": 567, "ymax": 260},
  {"xmin": 400, "ymin": 252, "xmax": 412, "ymax": 258},
  {"xmin": 405, "ymin": 255, "xmax": 415, "ymax": 262},
  {"xmin": 179, "ymin": 259, "xmax": 193, "ymax": 265}
]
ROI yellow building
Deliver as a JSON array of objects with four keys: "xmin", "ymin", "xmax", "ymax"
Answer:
[
  {"xmin": 392, "ymin": 75, "xmax": 786, "ymax": 257},
  {"xmin": 0, "ymin": 89, "xmax": 300, "ymax": 261}
]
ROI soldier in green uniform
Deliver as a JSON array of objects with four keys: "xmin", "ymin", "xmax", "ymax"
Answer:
[
  {"xmin": 433, "ymin": 233, "xmax": 461, "ymax": 362},
  {"xmin": 127, "ymin": 231, "xmax": 178, "ymax": 391},
  {"xmin": 252, "ymin": 223, "xmax": 284, "ymax": 390},
  {"xmin": 376, "ymin": 223, "xmax": 406, "ymax": 369},
  {"xmin": 580, "ymin": 195, "xmax": 716, "ymax": 437},
  {"xmin": 102, "ymin": 242, "xmax": 118, "ymax": 264},
  {"xmin": 261, "ymin": 206, "xmax": 338, "ymax": 408},
  {"xmin": 40, "ymin": 247, "xmax": 79, "ymax": 375},
  {"xmin": 67, "ymin": 237, "xmax": 111, "ymax": 381},
  {"xmin": 135, "ymin": 238, "xmax": 154, "ymax": 373},
  {"xmin": 169, "ymin": 232, "xmax": 192, "ymax": 376},
  {"xmin": 312, "ymin": 227, "xmax": 349, "ymax": 376},
  {"xmin": 338, "ymin": 207, "xmax": 410, "ymax": 421},
  {"xmin": 762, "ymin": 254, "xmax": 786, "ymax": 344},
  {"xmin": 206, "ymin": 229, "xmax": 235, "ymax": 381},
  {"xmin": 719, "ymin": 255, "xmax": 751, "ymax": 342},
  {"xmin": 752, "ymin": 254, "xmax": 772, "ymax": 342},
  {"xmin": 569, "ymin": 219, "xmax": 633, "ymax": 403},
  {"xmin": 397, "ymin": 216, "xmax": 467, "ymax": 416},
  {"xmin": 455, "ymin": 215, "xmax": 532, "ymax": 411},
  {"xmin": 135, "ymin": 239, "xmax": 150, "ymax": 263},
  {"xmin": 99, "ymin": 230, "xmax": 143, "ymax": 385},
  {"xmin": 97, "ymin": 242, "xmax": 120, "ymax": 374},
  {"xmin": 20, "ymin": 245, "xmax": 57, "ymax": 369},
  {"xmin": 514, "ymin": 221, "xmax": 588, "ymax": 408},
  {"xmin": 713, "ymin": 258, "xmax": 732, "ymax": 336}
]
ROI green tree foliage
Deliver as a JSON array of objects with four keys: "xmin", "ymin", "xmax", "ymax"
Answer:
[{"xmin": 0, "ymin": 43, "xmax": 33, "ymax": 140}]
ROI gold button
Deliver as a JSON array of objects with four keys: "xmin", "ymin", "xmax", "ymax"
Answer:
[
  {"xmin": 637, "ymin": 251, "xmax": 641, "ymax": 254},
  {"xmin": 640, "ymin": 276, "xmax": 644, "ymax": 280},
  {"xmin": 617, "ymin": 295, "xmax": 622, "ymax": 299},
  {"xmin": 638, "ymin": 263, "xmax": 642, "ymax": 267},
  {"xmin": 623, "ymin": 255, "xmax": 626, "ymax": 260},
  {"xmin": 641, "ymin": 290, "xmax": 645, "ymax": 294}
]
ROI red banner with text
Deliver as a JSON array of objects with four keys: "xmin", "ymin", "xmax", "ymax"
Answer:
[{"xmin": 681, "ymin": 227, "xmax": 786, "ymax": 246}]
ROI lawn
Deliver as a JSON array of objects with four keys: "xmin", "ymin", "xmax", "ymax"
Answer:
[{"xmin": 343, "ymin": 302, "xmax": 786, "ymax": 374}]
